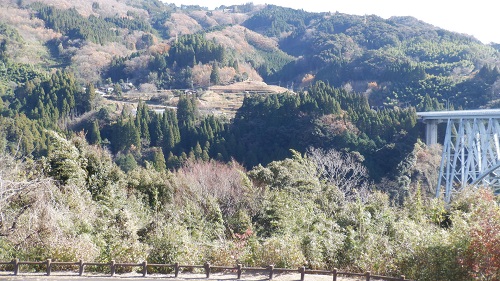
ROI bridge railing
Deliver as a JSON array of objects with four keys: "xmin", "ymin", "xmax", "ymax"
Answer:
[{"xmin": 0, "ymin": 259, "xmax": 411, "ymax": 281}]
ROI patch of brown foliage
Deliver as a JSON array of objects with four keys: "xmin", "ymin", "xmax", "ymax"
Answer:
[
  {"xmin": 300, "ymin": 74, "xmax": 315, "ymax": 88},
  {"xmin": 148, "ymin": 42, "xmax": 171, "ymax": 54},
  {"xmin": 412, "ymin": 143, "xmax": 442, "ymax": 196},
  {"xmin": 192, "ymin": 63, "xmax": 211, "ymax": 87},
  {"xmin": 193, "ymin": 64, "xmax": 237, "ymax": 87},
  {"xmin": 237, "ymin": 62, "xmax": 263, "ymax": 81},
  {"xmin": 317, "ymin": 114, "xmax": 359, "ymax": 135},
  {"xmin": 19, "ymin": 0, "xmax": 147, "ymax": 17},
  {"xmin": 71, "ymin": 42, "xmax": 132, "ymax": 83},
  {"xmin": 209, "ymin": 10, "xmax": 249, "ymax": 25},
  {"xmin": 0, "ymin": 6, "xmax": 60, "ymax": 64},
  {"xmin": 175, "ymin": 160, "xmax": 256, "ymax": 217},
  {"xmin": 209, "ymin": 81, "xmax": 288, "ymax": 93},
  {"xmin": 207, "ymin": 25, "xmax": 278, "ymax": 54},
  {"xmin": 188, "ymin": 11, "xmax": 219, "ymax": 28},
  {"xmin": 166, "ymin": 13, "xmax": 202, "ymax": 37},
  {"xmin": 0, "ymin": 154, "xmax": 99, "ymax": 261}
]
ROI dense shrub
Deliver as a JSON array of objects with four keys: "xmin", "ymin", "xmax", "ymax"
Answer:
[
  {"xmin": 2, "ymin": 132, "xmax": 500, "ymax": 281},
  {"xmin": 254, "ymin": 235, "xmax": 305, "ymax": 268},
  {"xmin": 146, "ymin": 223, "xmax": 202, "ymax": 272}
]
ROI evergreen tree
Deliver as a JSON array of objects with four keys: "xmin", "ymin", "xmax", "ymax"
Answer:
[
  {"xmin": 46, "ymin": 130, "xmax": 86, "ymax": 185},
  {"xmin": 135, "ymin": 100, "xmax": 151, "ymax": 145},
  {"xmin": 176, "ymin": 94, "xmax": 197, "ymax": 129},
  {"xmin": 79, "ymin": 83, "xmax": 96, "ymax": 112},
  {"xmin": 89, "ymin": 120, "xmax": 101, "ymax": 145},
  {"xmin": 210, "ymin": 62, "xmax": 220, "ymax": 85},
  {"xmin": 0, "ymin": 39, "xmax": 7, "ymax": 61},
  {"xmin": 166, "ymin": 151, "xmax": 180, "ymax": 169},
  {"xmin": 149, "ymin": 113, "xmax": 163, "ymax": 147},
  {"xmin": 164, "ymin": 126, "xmax": 175, "ymax": 152},
  {"xmin": 202, "ymin": 148, "xmax": 210, "ymax": 161},
  {"xmin": 115, "ymin": 152, "xmax": 138, "ymax": 172},
  {"xmin": 152, "ymin": 147, "xmax": 167, "ymax": 171},
  {"xmin": 194, "ymin": 142, "xmax": 203, "ymax": 159},
  {"xmin": 126, "ymin": 118, "xmax": 141, "ymax": 149},
  {"xmin": 176, "ymin": 94, "xmax": 198, "ymax": 149}
]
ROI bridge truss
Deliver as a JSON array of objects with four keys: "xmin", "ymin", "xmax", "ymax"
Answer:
[{"xmin": 418, "ymin": 110, "xmax": 500, "ymax": 203}]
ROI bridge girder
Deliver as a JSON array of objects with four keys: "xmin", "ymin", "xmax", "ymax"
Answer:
[{"xmin": 418, "ymin": 110, "xmax": 500, "ymax": 203}]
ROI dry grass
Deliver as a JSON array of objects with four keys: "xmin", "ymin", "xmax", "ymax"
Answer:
[
  {"xmin": 197, "ymin": 91, "xmax": 245, "ymax": 116},
  {"xmin": 102, "ymin": 84, "xmax": 288, "ymax": 118},
  {"xmin": 197, "ymin": 81, "xmax": 289, "ymax": 116},
  {"xmin": 209, "ymin": 81, "xmax": 289, "ymax": 93}
]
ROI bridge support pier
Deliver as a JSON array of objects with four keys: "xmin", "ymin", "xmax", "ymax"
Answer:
[{"xmin": 424, "ymin": 119, "xmax": 438, "ymax": 145}]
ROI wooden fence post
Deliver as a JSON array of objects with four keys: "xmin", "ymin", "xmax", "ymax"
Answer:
[
  {"xmin": 142, "ymin": 261, "xmax": 148, "ymax": 277},
  {"xmin": 204, "ymin": 262, "xmax": 210, "ymax": 278},
  {"xmin": 237, "ymin": 264, "xmax": 242, "ymax": 279},
  {"xmin": 13, "ymin": 259, "xmax": 19, "ymax": 276},
  {"xmin": 365, "ymin": 271, "xmax": 371, "ymax": 281},
  {"xmin": 78, "ymin": 259, "xmax": 84, "ymax": 276},
  {"xmin": 46, "ymin": 259, "xmax": 52, "ymax": 276},
  {"xmin": 332, "ymin": 268, "xmax": 337, "ymax": 281},
  {"xmin": 269, "ymin": 265, "xmax": 274, "ymax": 280},
  {"xmin": 110, "ymin": 260, "xmax": 115, "ymax": 277},
  {"xmin": 174, "ymin": 262, "xmax": 179, "ymax": 277},
  {"xmin": 299, "ymin": 266, "xmax": 305, "ymax": 281}
]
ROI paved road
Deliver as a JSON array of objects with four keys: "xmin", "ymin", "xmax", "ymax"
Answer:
[
  {"xmin": 0, "ymin": 272, "xmax": 205, "ymax": 281},
  {"xmin": 0, "ymin": 272, "xmax": 271, "ymax": 281},
  {"xmin": 0, "ymin": 272, "xmax": 357, "ymax": 281}
]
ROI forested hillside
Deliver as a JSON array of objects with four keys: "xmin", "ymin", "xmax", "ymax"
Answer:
[{"xmin": 2, "ymin": 0, "xmax": 500, "ymax": 280}]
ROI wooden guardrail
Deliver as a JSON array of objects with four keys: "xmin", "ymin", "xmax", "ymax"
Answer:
[{"xmin": 0, "ymin": 259, "xmax": 411, "ymax": 281}]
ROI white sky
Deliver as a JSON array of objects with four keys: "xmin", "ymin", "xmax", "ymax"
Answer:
[{"xmin": 165, "ymin": 0, "xmax": 500, "ymax": 44}]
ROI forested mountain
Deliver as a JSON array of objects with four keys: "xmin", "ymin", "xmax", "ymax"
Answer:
[
  {"xmin": 2, "ymin": 1, "xmax": 500, "ymax": 279},
  {"xmin": 2, "ymin": 0, "xmax": 500, "ymax": 108},
  {"xmin": 1, "ymin": 0, "xmax": 499, "ymax": 191},
  {"xmin": 1, "ymin": 0, "xmax": 499, "ymax": 199}
]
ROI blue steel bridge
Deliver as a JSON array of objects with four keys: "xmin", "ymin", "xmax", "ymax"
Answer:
[{"xmin": 417, "ymin": 109, "xmax": 500, "ymax": 203}]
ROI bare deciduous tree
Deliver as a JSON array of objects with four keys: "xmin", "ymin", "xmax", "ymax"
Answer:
[
  {"xmin": 306, "ymin": 147, "xmax": 371, "ymax": 198},
  {"xmin": 176, "ymin": 159, "xmax": 258, "ymax": 218},
  {"xmin": 192, "ymin": 64, "xmax": 211, "ymax": 87},
  {"xmin": 0, "ymin": 153, "xmax": 102, "ymax": 261},
  {"xmin": 413, "ymin": 143, "xmax": 442, "ymax": 196},
  {"xmin": 139, "ymin": 83, "xmax": 157, "ymax": 93},
  {"xmin": 219, "ymin": 66, "xmax": 237, "ymax": 85}
]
